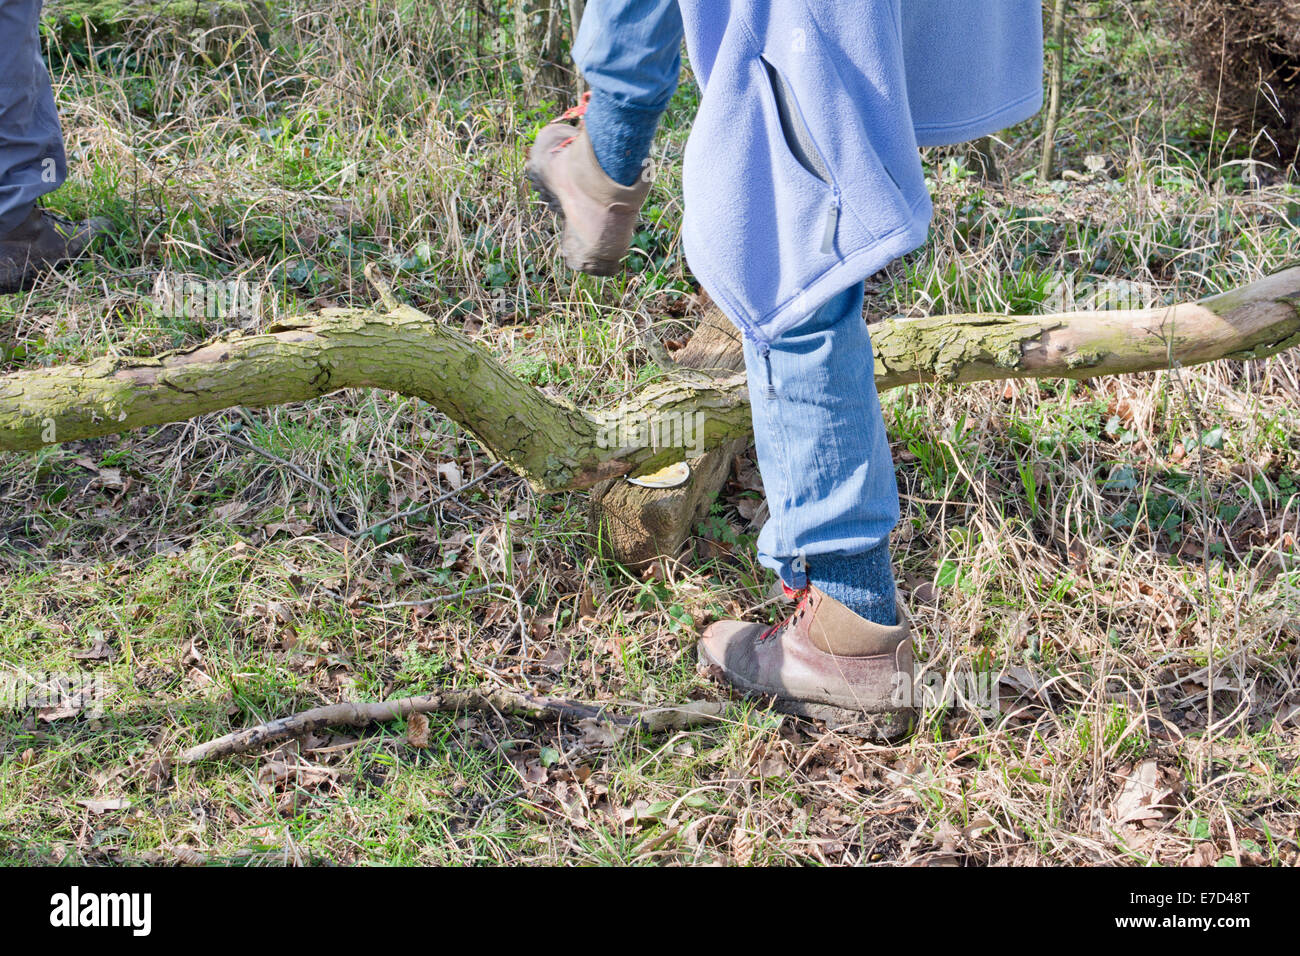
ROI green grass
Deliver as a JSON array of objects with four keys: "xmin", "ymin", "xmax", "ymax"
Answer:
[{"xmin": 1, "ymin": 0, "xmax": 1298, "ymax": 866}]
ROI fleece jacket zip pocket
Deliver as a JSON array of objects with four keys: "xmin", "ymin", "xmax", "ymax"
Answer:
[{"xmin": 759, "ymin": 54, "xmax": 842, "ymax": 257}]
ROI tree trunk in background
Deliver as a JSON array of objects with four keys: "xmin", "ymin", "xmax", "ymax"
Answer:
[
  {"xmin": 514, "ymin": 0, "xmax": 569, "ymax": 101},
  {"xmin": 967, "ymin": 136, "xmax": 1003, "ymax": 184},
  {"xmin": 1040, "ymin": 0, "xmax": 1068, "ymax": 180}
]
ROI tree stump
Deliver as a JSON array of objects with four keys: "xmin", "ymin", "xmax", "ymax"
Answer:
[{"xmin": 589, "ymin": 308, "xmax": 749, "ymax": 569}]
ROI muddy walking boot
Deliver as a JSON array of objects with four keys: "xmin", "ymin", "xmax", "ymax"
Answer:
[
  {"xmin": 524, "ymin": 92, "xmax": 652, "ymax": 276},
  {"xmin": 698, "ymin": 585, "xmax": 916, "ymax": 740},
  {"xmin": 0, "ymin": 206, "xmax": 106, "ymax": 293}
]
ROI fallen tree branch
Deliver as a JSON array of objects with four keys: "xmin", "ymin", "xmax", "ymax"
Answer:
[
  {"xmin": 872, "ymin": 266, "xmax": 1300, "ymax": 389},
  {"xmin": 0, "ymin": 300, "xmax": 750, "ymax": 492},
  {"xmin": 176, "ymin": 689, "xmax": 726, "ymax": 764},
  {"xmin": 594, "ymin": 266, "xmax": 1300, "ymax": 565},
  {"xmin": 3, "ymin": 268, "xmax": 1299, "ymax": 494}
]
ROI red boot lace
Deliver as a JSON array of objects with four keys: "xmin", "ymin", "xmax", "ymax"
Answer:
[
  {"xmin": 560, "ymin": 91, "xmax": 591, "ymax": 121},
  {"xmin": 758, "ymin": 585, "xmax": 811, "ymax": 643},
  {"xmin": 550, "ymin": 91, "xmax": 592, "ymax": 153}
]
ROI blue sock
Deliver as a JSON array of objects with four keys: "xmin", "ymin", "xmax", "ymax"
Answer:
[
  {"xmin": 810, "ymin": 545, "xmax": 899, "ymax": 627},
  {"xmin": 583, "ymin": 90, "xmax": 663, "ymax": 186}
]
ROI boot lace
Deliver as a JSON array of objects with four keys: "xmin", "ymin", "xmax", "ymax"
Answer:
[
  {"xmin": 560, "ymin": 91, "xmax": 591, "ymax": 121},
  {"xmin": 757, "ymin": 585, "xmax": 810, "ymax": 644},
  {"xmin": 549, "ymin": 91, "xmax": 592, "ymax": 153}
]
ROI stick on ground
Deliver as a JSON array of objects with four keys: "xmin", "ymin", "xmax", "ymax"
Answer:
[{"xmin": 177, "ymin": 689, "xmax": 726, "ymax": 764}]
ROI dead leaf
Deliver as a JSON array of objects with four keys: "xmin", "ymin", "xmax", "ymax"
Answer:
[
  {"xmin": 263, "ymin": 602, "xmax": 294, "ymax": 624},
  {"xmin": 262, "ymin": 517, "xmax": 314, "ymax": 540},
  {"xmin": 172, "ymin": 846, "xmax": 208, "ymax": 865},
  {"xmin": 436, "ymin": 461, "xmax": 464, "ymax": 490},
  {"xmin": 617, "ymin": 799, "xmax": 672, "ymax": 828},
  {"xmin": 577, "ymin": 718, "xmax": 624, "ymax": 748},
  {"xmin": 1113, "ymin": 759, "xmax": 1173, "ymax": 825},
  {"xmin": 730, "ymin": 826, "xmax": 756, "ymax": 865},
  {"xmin": 999, "ymin": 666, "xmax": 1043, "ymax": 696},
  {"xmin": 38, "ymin": 703, "xmax": 84, "ymax": 722},
  {"xmin": 139, "ymin": 759, "xmax": 171, "ymax": 791},
  {"xmin": 212, "ymin": 501, "xmax": 247, "ymax": 522},
  {"xmin": 182, "ymin": 640, "xmax": 204, "ymax": 667},
  {"xmin": 756, "ymin": 752, "xmax": 790, "ymax": 779},
  {"xmin": 406, "ymin": 713, "xmax": 430, "ymax": 749},
  {"xmin": 1185, "ymin": 842, "xmax": 1219, "ymax": 867},
  {"xmin": 912, "ymin": 581, "xmax": 938, "ymax": 605},
  {"xmin": 539, "ymin": 645, "xmax": 568, "ymax": 672},
  {"xmin": 933, "ymin": 820, "xmax": 962, "ymax": 852},
  {"xmin": 78, "ymin": 798, "xmax": 132, "ymax": 814},
  {"xmin": 257, "ymin": 755, "xmax": 338, "ymax": 794},
  {"xmin": 1182, "ymin": 671, "xmax": 1242, "ymax": 694},
  {"xmin": 71, "ymin": 640, "xmax": 115, "ymax": 662},
  {"xmin": 696, "ymin": 536, "xmax": 733, "ymax": 560},
  {"xmin": 74, "ymin": 456, "xmax": 125, "ymax": 491},
  {"xmin": 733, "ymin": 455, "xmax": 764, "ymax": 494}
]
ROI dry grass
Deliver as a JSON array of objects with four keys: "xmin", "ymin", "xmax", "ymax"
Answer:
[{"xmin": 0, "ymin": 0, "xmax": 1296, "ymax": 866}]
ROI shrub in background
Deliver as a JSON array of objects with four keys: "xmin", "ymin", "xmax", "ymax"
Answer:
[{"xmin": 1167, "ymin": 0, "xmax": 1300, "ymax": 166}]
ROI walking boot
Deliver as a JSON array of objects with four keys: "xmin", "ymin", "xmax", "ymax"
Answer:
[
  {"xmin": 0, "ymin": 206, "xmax": 106, "ymax": 294},
  {"xmin": 524, "ymin": 93, "xmax": 652, "ymax": 276},
  {"xmin": 698, "ymin": 585, "xmax": 916, "ymax": 740}
]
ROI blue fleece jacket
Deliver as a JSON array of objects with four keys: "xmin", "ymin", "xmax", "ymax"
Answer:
[{"xmin": 677, "ymin": 1, "xmax": 1043, "ymax": 346}]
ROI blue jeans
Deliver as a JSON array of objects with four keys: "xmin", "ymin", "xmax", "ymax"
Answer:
[
  {"xmin": 0, "ymin": 0, "xmax": 67, "ymax": 234},
  {"xmin": 743, "ymin": 283, "xmax": 899, "ymax": 590},
  {"xmin": 574, "ymin": 0, "xmax": 900, "ymax": 593}
]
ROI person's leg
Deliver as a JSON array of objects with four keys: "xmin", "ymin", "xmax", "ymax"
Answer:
[
  {"xmin": 697, "ymin": 283, "xmax": 912, "ymax": 736},
  {"xmin": 0, "ymin": 0, "xmax": 105, "ymax": 293},
  {"xmin": 744, "ymin": 282, "xmax": 901, "ymax": 627},
  {"xmin": 0, "ymin": 0, "xmax": 67, "ymax": 234},
  {"xmin": 524, "ymin": 1, "xmax": 681, "ymax": 274},
  {"xmin": 570, "ymin": 6, "xmax": 900, "ymax": 599},
  {"xmin": 572, "ymin": 0, "xmax": 683, "ymax": 185}
]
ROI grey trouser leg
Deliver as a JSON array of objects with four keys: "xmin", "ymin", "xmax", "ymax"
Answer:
[{"xmin": 0, "ymin": 0, "xmax": 66, "ymax": 235}]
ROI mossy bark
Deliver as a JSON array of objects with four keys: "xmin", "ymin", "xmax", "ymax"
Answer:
[
  {"xmin": 2, "ymin": 268, "xmax": 1298, "ymax": 533},
  {"xmin": 0, "ymin": 303, "xmax": 750, "ymax": 493},
  {"xmin": 871, "ymin": 267, "xmax": 1300, "ymax": 390},
  {"xmin": 513, "ymin": 0, "xmax": 570, "ymax": 101}
]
